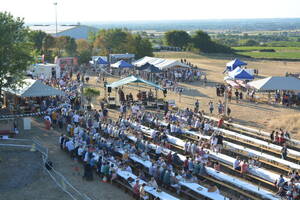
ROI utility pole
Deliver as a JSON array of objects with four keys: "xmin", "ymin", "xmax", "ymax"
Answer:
[{"xmin": 54, "ymin": 2, "xmax": 58, "ymax": 36}]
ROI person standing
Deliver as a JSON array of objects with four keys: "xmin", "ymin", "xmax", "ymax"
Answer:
[
  {"xmin": 208, "ymin": 101, "xmax": 214, "ymax": 114},
  {"xmin": 235, "ymin": 90, "xmax": 239, "ymax": 103},
  {"xmin": 194, "ymin": 99, "xmax": 200, "ymax": 113},
  {"xmin": 281, "ymin": 145, "xmax": 288, "ymax": 160}
]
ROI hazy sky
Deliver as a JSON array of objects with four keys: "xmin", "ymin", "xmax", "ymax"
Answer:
[{"xmin": 1, "ymin": 0, "xmax": 299, "ymax": 23}]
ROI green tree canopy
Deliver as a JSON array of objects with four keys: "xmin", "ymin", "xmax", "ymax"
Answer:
[
  {"xmin": 93, "ymin": 29, "xmax": 153, "ymax": 59},
  {"xmin": 28, "ymin": 30, "xmax": 47, "ymax": 54},
  {"xmin": 65, "ymin": 37, "xmax": 77, "ymax": 56},
  {"xmin": 0, "ymin": 12, "xmax": 33, "ymax": 97},
  {"xmin": 164, "ymin": 30, "xmax": 191, "ymax": 49},
  {"xmin": 128, "ymin": 34, "xmax": 153, "ymax": 59}
]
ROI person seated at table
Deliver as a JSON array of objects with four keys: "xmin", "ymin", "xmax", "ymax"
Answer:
[
  {"xmin": 141, "ymin": 152, "xmax": 150, "ymax": 161},
  {"xmin": 208, "ymin": 185, "xmax": 220, "ymax": 193},
  {"xmin": 148, "ymin": 177, "xmax": 158, "ymax": 189},
  {"xmin": 170, "ymin": 173, "xmax": 181, "ymax": 194},
  {"xmin": 240, "ymin": 160, "xmax": 248, "ymax": 174},
  {"xmin": 233, "ymin": 156, "xmax": 241, "ymax": 171},
  {"xmin": 279, "ymin": 132, "xmax": 286, "ymax": 145},
  {"xmin": 214, "ymin": 162, "xmax": 221, "ymax": 172},
  {"xmin": 172, "ymin": 153, "xmax": 182, "ymax": 166},
  {"xmin": 138, "ymin": 170, "xmax": 147, "ymax": 181}
]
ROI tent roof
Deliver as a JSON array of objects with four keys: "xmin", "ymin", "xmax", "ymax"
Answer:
[
  {"xmin": 226, "ymin": 59, "xmax": 247, "ymax": 67},
  {"xmin": 3, "ymin": 79, "xmax": 66, "ymax": 97},
  {"xmin": 97, "ymin": 57, "xmax": 109, "ymax": 64},
  {"xmin": 228, "ymin": 67, "xmax": 254, "ymax": 80},
  {"xmin": 133, "ymin": 56, "xmax": 190, "ymax": 70},
  {"xmin": 137, "ymin": 63, "xmax": 162, "ymax": 73},
  {"xmin": 111, "ymin": 60, "xmax": 133, "ymax": 68},
  {"xmin": 247, "ymin": 76, "xmax": 300, "ymax": 91},
  {"xmin": 106, "ymin": 75, "xmax": 164, "ymax": 90},
  {"xmin": 226, "ymin": 59, "xmax": 247, "ymax": 71}
]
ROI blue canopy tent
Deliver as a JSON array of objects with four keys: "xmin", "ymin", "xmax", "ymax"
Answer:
[
  {"xmin": 226, "ymin": 59, "xmax": 247, "ymax": 72},
  {"xmin": 97, "ymin": 57, "xmax": 109, "ymax": 65},
  {"xmin": 111, "ymin": 60, "xmax": 133, "ymax": 68},
  {"xmin": 228, "ymin": 67, "xmax": 254, "ymax": 80}
]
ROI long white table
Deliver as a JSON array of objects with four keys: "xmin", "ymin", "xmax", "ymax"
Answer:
[
  {"xmin": 157, "ymin": 119, "xmax": 300, "ymax": 171},
  {"xmin": 213, "ymin": 127, "xmax": 300, "ymax": 158},
  {"xmin": 129, "ymin": 121, "xmax": 279, "ymax": 200},
  {"xmin": 117, "ymin": 170, "xmax": 180, "ymax": 200}
]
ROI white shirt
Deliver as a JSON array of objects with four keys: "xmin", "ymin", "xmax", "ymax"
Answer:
[
  {"xmin": 73, "ymin": 114, "xmax": 80, "ymax": 123},
  {"xmin": 155, "ymin": 146, "xmax": 162, "ymax": 154},
  {"xmin": 66, "ymin": 140, "xmax": 75, "ymax": 151}
]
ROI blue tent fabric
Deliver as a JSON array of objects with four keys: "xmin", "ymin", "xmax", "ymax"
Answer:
[
  {"xmin": 229, "ymin": 68, "xmax": 254, "ymax": 80},
  {"xmin": 137, "ymin": 63, "xmax": 162, "ymax": 73},
  {"xmin": 106, "ymin": 75, "xmax": 164, "ymax": 90},
  {"xmin": 111, "ymin": 60, "xmax": 133, "ymax": 68},
  {"xmin": 226, "ymin": 59, "xmax": 247, "ymax": 71},
  {"xmin": 97, "ymin": 57, "xmax": 108, "ymax": 65}
]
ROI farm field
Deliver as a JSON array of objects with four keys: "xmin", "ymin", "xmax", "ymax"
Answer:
[{"xmin": 233, "ymin": 45, "xmax": 300, "ymax": 60}]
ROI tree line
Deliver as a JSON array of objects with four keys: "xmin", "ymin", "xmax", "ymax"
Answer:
[{"xmin": 164, "ymin": 30, "xmax": 233, "ymax": 53}]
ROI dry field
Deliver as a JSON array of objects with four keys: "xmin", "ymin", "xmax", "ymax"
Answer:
[{"xmin": 89, "ymin": 51, "xmax": 300, "ymax": 139}]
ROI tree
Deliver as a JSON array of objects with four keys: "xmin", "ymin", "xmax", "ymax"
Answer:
[
  {"xmin": 0, "ymin": 12, "xmax": 33, "ymax": 99},
  {"xmin": 128, "ymin": 34, "xmax": 153, "ymax": 59},
  {"xmin": 191, "ymin": 30, "xmax": 213, "ymax": 53},
  {"xmin": 191, "ymin": 30, "xmax": 233, "ymax": 53},
  {"xmin": 42, "ymin": 34, "xmax": 55, "ymax": 61},
  {"xmin": 65, "ymin": 37, "xmax": 77, "ymax": 56},
  {"xmin": 165, "ymin": 30, "xmax": 191, "ymax": 49},
  {"xmin": 78, "ymin": 50, "xmax": 92, "ymax": 65},
  {"xmin": 29, "ymin": 30, "xmax": 47, "ymax": 54},
  {"xmin": 93, "ymin": 29, "xmax": 153, "ymax": 59},
  {"xmin": 76, "ymin": 39, "xmax": 91, "ymax": 53},
  {"xmin": 83, "ymin": 88, "xmax": 100, "ymax": 104},
  {"xmin": 244, "ymin": 39, "xmax": 259, "ymax": 46},
  {"xmin": 94, "ymin": 29, "xmax": 128, "ymax": 55}
]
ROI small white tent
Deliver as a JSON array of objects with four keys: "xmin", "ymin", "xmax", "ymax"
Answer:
[
  {"xmin": 133, "ymin": 56, "xmax": 190, "ymax": 70},
  {"xmin": 3, "ymin": 79, "xmax": 65, "ymax": 97},
  {"xmin": 247, "ymin": 76, "xmax": 300, "ymax": 91}
]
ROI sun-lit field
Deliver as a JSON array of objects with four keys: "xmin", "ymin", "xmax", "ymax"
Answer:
[{"xmin": 137, "ymin": 52, "xmax": 300, "ymax": 138}]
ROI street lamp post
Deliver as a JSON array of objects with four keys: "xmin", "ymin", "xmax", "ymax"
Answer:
[{"xmin": 54, "ymin": 2, "xmax": 58, "ymax": 36}]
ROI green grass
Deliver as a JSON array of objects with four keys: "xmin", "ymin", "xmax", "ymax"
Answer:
[
  {"xmin": 237, "ymin": 51, "xmax": 300, "ymax": 60},
  {"xmin": 233, "ymin": 46, "xmax": 300, "ymax": 51}
]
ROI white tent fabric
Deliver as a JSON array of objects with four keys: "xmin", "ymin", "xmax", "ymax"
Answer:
[
  {"xmin": 3, "ymin": 79, "xmax": 65, "ymax": 97},
  {"xmin": 247, "ymin": 76, "xmax": 300, "ymax": 91},
  {"xmin": 133, "ymin": 56, "xmax": 190, "ymax": 70}
]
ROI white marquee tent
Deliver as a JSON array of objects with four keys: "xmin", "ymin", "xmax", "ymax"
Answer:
[
  {"xmin": 247, "ymin": 76, "xmax": 300, "ymax": 91},
  {"xmin": 3, "ymin": 79, "xmax": 65, "ymax": 97},
  {"xmin": 133, "ymin": 56, "xmax": 190, "ymax": 70}
]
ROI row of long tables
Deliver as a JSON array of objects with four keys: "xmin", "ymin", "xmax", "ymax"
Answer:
[{"xmin": 129, "ymin": 121, "xmax": 279, "ymax": 200}]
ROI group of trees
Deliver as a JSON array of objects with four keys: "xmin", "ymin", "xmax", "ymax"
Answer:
[
  {"xmin": 93, "ymin": 29, "xmax": 153, "ymax": 59},
  {"xmin": 29, "ymin": 30, "xmax": 77, "ymax": 62},
  {"xmin": 164, "ymin": 30, "xmax": 233, "ymax": 53}
]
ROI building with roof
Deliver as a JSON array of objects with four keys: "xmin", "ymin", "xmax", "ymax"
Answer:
[{"xmin": 29, "ymin": 24, "xmax": 98, "ymax": 39}]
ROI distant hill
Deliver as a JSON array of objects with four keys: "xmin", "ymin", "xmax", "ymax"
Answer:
[{"xmin": 82, "ymin": 18, "xmax": 300, "ymax": 32}]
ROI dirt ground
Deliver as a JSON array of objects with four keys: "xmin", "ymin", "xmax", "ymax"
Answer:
[
  {"xmin": 88, "ymin": 51, "xmax": 300, "ymax": 139},
  {"xmin": 0, "ymin": 119, "xmax": 133, "ymax": 200}
]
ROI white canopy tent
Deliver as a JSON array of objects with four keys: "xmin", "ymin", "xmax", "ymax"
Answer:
[
  {"xmin": 3, "ymin": 79, "xmax": 65, "ymax": 97},
  {"xmin": 133, "ymin": 56, "xmax": 190, "ymax": 70},
  {"xmin": 247, "ymin": 76, "xmax": 300, "ymax": 91}
]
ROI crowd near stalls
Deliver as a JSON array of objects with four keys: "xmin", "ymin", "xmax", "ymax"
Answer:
[
  {"xmin": 222, "ymin": 59, "xmax": 300, "ymax": 106},
  {"xmin": 105, "ymin": 76, "xmax": 167, "ymax": 109}
]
